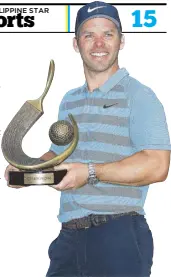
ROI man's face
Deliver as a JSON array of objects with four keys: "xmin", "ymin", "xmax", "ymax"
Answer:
[{"xmin": 73, "ymin": 17, "xmax": 124, "ymax": 73}]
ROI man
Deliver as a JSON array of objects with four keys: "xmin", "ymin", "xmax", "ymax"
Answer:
[{"xmin": 5, "ymin": 1, "xmax": 171, "ymax": 277}]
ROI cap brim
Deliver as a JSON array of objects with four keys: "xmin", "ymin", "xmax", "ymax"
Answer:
[{"xmin": 76, "ymin": 14, "xmax": 121, "ymax": 36}]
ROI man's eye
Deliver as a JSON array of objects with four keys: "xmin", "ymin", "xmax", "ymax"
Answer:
[
  {"xmin": 85, "ymin": 34, "xmax": 92, "ymax": 38},
  {"xmin": 105, "ymin": 33, "xmax": 113, "ymax": 37}
]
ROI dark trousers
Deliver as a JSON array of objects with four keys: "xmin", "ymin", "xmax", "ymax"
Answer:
[{"xmin": 46, "ymin": 213, "xmax": 153, "ymax": 277}]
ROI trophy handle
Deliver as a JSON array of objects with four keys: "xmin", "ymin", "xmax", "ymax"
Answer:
[
  {"xmin": 1, "ymin": 60, "xmax": 78, "ymax": 170},
  {"xmin": 27, "ymin": 59, "xmax": 55, "ymax": 112}
]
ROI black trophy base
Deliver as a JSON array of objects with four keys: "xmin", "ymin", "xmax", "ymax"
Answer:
[{"xmin": 8, "ymin": 170, "xmax": 67, "ymax": 186}]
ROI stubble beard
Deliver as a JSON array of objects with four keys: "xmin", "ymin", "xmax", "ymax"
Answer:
[{"xmin": 82, "ymin": 52, "xmax": 119, "ymax": 73}]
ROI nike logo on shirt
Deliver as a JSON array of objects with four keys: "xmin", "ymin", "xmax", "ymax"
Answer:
[{"xmin": 103, "ymin": 103, "xmax": 118, "ymax": 108}]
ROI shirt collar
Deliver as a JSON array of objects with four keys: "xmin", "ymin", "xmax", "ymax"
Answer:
[{"xmin": 82, "ymin": 68, "xmax": 129, "ymax": 94}]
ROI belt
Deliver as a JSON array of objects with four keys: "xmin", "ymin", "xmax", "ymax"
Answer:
[{"xmin": 62, "ymin": 211, "xmax": 139, "ymax": 230}]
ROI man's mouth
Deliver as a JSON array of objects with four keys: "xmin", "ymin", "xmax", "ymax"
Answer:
[{"xmin": 91, "ymin": 52, "xmax": 109, "ymax": 57}]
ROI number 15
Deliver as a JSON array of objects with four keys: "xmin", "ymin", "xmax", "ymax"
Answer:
[{"xmin": 132, "ymin": 10, "xmax": 157, "ymax": 27}]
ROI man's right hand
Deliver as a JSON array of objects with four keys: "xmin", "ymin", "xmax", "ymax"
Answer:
[{"xmin": 4, "ymin": 164, "xmax": 24, "ymax": 188}]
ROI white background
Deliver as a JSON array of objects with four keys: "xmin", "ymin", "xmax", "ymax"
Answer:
[{"xmin": 0, "ymin": 0, "xmax": 171, "ymax": 276}]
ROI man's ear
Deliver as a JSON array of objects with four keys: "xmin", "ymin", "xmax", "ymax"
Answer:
[
  {"xmin": 120, "ymin": 34, "xmax": 125, "ymax": 50},
  {"xmin": 73, "ymin": 37, "xmax": 79, "ymax": 53}
]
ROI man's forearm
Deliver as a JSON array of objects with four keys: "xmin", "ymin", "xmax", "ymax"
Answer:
[
  {"xmin": 95, "ymin": 150, "xmax": 168, "ymax": 186},
  {"xmin": 40, "ymin": 151, "xmax": 57, "ymax": 161}
]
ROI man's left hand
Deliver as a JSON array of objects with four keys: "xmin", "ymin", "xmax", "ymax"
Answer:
[{"xmin": 50, "ymin": 163, "xmax": 89, "ymax": 191}]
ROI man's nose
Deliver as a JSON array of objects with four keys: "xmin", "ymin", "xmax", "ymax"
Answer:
[{"xmin": 94, "ymin": 37, "xmax": 105, "ymax": 48}]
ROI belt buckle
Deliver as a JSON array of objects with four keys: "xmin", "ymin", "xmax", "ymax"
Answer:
[{"xmin": 90, "ymin": 214, "xmax": 107, "ymax": 227}]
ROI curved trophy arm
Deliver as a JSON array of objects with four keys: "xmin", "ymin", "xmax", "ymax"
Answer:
[
  {"xmin": 27, "ymin": 59, "xmax": 55, "ymax": 112},
  {"xmin": 1, "ymin": 60, "xmax": 78, "ymax": 170}
]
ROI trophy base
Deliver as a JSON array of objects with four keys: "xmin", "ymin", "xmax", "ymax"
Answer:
[{"xmin": 8, "ymin": 170, "xmax": 67, "ymax": 186}]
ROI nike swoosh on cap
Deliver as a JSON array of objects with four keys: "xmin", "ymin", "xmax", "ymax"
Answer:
[{"xmin": 87, "ymin": 6, "xmax": 107, "ymax": 13}]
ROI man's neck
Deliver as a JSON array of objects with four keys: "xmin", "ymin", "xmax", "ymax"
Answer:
[{"xmin": 84, "ymin": 64, "xmax": 119, "ymax": 92}]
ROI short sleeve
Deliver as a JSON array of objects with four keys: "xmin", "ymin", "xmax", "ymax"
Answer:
[{"xmin": 130, "ymin": 87, "xmax": 171, "ymax": 151}]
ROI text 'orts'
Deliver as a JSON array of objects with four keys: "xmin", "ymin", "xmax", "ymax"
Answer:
[{"xmin": 0, "ymin": 13, "xmax": 34, "ymax": 28}]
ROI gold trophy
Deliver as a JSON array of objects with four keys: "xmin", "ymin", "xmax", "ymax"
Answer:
[{"xmin": 1, "ymin": 60, "xmax": 78, "ymax": 186}]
